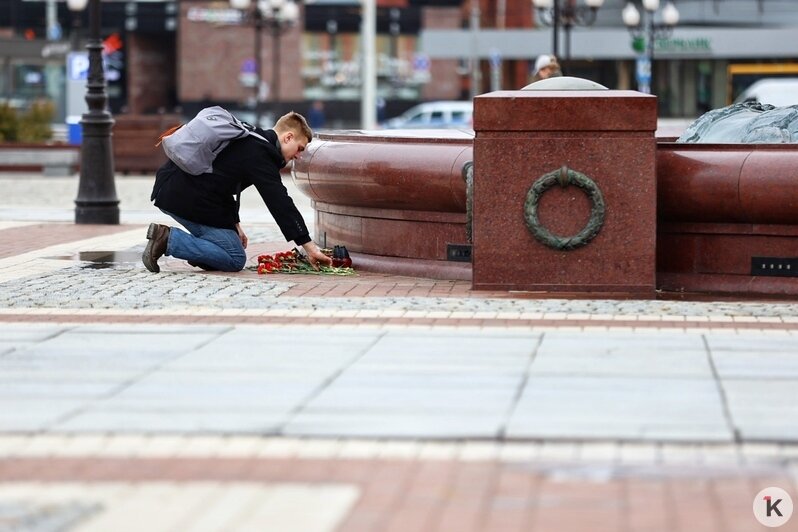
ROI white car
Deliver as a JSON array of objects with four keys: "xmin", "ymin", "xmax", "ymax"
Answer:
[
  {"xmin": 734, "ymin": 78, "xmax": 798, "ymax": 107},
  {"xmin": 382, "ymin": 101, "xmax": 473, "ymax": 129}
]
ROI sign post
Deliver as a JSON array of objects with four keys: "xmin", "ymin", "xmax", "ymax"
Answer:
[
  {"xmin": 489, "ymin": 49, "xmax": 501, "ymax": 92},
  {"xmin": 66, "ymin": 52, "xmax": 90, "ymax": 144},
  {"xmin": 636, "ymin": 56, "xmax": 651, "ymax": 94}
]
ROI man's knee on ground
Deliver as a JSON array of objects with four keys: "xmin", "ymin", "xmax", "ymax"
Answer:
[{"xmin": 227, "ymin": 254, "xmax": 247, "ymax": 272}]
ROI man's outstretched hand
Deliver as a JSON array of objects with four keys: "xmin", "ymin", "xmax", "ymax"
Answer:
[{"xmin": 302, "ymin": 241, "xmax": 333, "ymax": 270}]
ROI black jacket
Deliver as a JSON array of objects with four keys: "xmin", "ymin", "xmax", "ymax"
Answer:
[{"xmin": 151, "ymin": 129, "xmax": 311, "ymax": 246}]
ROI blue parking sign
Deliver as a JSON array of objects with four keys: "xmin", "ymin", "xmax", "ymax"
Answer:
[
  {"xmin": 241, "ymin": 58, "xmax": 256, "ymax": 74},
  {"xmin": 636, "ymin": 56, "xmax": 651, "ymax": 84},
  {"xmin": 489, "ymin": 49, "xmax": 501, "ymax": 68},
  {"xmin": 67, "ymin": 52, "xmax": 89, "ymax": 82},
  {"xmin": 413, "ymin": 53, "xmax": 430, "ymax": 72}
]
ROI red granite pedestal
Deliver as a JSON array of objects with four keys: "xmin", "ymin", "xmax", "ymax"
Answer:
[
  {"xmin": 472, "ymin": 89, "xmax": 658, "ymax": 295},
  {"xmin": 292, "ymin": 130, "xmax": 473, "ymax": 280},
  {"xmin": 657, "ymin": 142, "xmax": 798, "ymax": 296}
]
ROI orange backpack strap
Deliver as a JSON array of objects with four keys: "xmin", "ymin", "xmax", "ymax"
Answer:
[{"xmin": 155, "ymin": 124, "xmax": 183, "ymax": 147}]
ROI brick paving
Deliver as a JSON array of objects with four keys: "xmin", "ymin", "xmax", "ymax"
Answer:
[
  {"xmin": 0, "ymin": 437, "xmax": 796, "ymax": 531},
  {"xmin": 0, "ymin": 223, "xmax": 139, "ymax": 259},
  {"xmin": 0, "ymin": 174, "xmax": 797, "ymax": 531}
]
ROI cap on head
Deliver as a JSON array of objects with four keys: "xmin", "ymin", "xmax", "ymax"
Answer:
[{"xmin": 534, "ymin": 54, "xmax": 553, "ymax": 75}]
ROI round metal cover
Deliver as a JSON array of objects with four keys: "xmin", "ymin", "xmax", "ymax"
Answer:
[{"xmin": 521, "ymin": 76, "xmax": 609, "ymax": 91}]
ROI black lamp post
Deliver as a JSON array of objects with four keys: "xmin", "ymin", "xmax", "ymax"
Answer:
[
  {"xmin": 532, "ymin": 0, "xmax": 604, "ymax": 65},
  {"xmin": 622, "ymin": 0, "xmax": 679, "ymax": 94},
  {"xmin": 389, "ymin": 8, "xmax": 400, "ymax": 81},
  {"xmin": 67, "ymin": 0, "xmax": 119, "ymax": 225},
  {"xmin": 231, "ymin": 0, "xmax": 300, "ymax": 127}
]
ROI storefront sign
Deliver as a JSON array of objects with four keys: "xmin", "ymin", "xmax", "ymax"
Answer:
[
  {"xmin": 187, "ymin": 7, "xmax": 242, "ymax": 24},
  {"xmin": 41, "ymin": 42, "xmax": 71, "ymax": 58},
  {"xmin": 656, "ymin": 37, "xmax": 712, "ymax": 53}
]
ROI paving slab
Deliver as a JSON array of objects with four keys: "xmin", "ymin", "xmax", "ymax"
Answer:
[
  {"xmin": 104, "ymin": 380, "xmax": 318, "ymax": 410},
  {"xmin": 712, "ymin": 351, "xmax": 798, "ymax": 378},
  {"xmin": 539, "ymin": 330, "xmax": 707, "ymax": 351},
  {"xmin": 507, "ymin": 376, "xmax": 733, "ymax": 442},
  {"xmin": 705, "ymin": 333, "xmax": 798, "ymax": 352},
  {"xmin": 300, "ymin": 387, "xmax": 517, "ymax": 414},
  {"xmin": 723, "ymin": 379, "xmax": 798, "ymax": 441},
  {"xmin": 282, "ymin": 411, "xmax": 504, "ymax": 439},
  {"xmin": 331, "ymin": 372, "xmax": 522, "ymax": 390},
  {"xmin": 0, "ymin": 381, "xmax": 124, "ymax": 399},
  {"xmin": 54, "ymin": 409, "xmax": 290, "ymax": 434},
  {"xmin": 0, "ymin": 399, "xmax": 88, "ymax": 431},
  {"xmin": 531, "ymin": 347, "xmax": 712, "ymax": 378}
]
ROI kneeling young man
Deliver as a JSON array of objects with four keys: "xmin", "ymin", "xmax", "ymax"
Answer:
[{"xmin": 144, "ymin": 111, "xmax": 332, "ymax": 273}]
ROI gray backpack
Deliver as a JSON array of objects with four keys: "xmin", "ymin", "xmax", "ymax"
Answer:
[{"xmin": 159, "ymin": 106, "xmax": 268, "ymax": 175}]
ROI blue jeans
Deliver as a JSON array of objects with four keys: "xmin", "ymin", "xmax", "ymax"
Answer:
[{"xmin": 161, "ymin": 209, "xmax": 247, "ymax": 272}]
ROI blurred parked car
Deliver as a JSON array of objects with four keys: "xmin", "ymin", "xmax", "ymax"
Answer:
[
  {"xmin": 382, "ymin": 101, "xmax": 473, "ymax": 129},
  {"xmin": 734, "ymin": 78, "xmax": 798, "ymax": 107}
]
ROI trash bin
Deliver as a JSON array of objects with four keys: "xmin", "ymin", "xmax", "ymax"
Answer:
[{"xmin": 67, "ymin": 116, "xmax": 82, "ymax": 145}]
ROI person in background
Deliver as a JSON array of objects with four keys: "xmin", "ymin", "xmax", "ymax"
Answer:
[
  {"xmin": 376, "ymin": 97, "xmax": 387, "ymax": 124},
  {"xmin": 531, "ymin": 54, "xmax": 563, "ymax": 83},
  {"xmin": 307, "ymin": 100, "xmax": 326, "ymax": 129}
]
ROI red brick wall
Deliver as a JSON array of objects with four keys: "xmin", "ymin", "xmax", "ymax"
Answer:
[
  {"xmin": 178, "ymin": 1, "xmax": 304, "ymax": 106},
  {"xmin": 504, "ymin": 0, "xmax": 534, "ymax": 28},
  {"xmin": 421, "ymin": 7, "xmax": 461, "ymax": 101},
  {"xmin": 126, "ymin": 33, "xmax": 176, "ymax": 114}
]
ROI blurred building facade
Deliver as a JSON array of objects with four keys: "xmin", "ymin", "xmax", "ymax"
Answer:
[{"xmin": 1, "ymin": 0, "xmax": 797, "ymax": 127}]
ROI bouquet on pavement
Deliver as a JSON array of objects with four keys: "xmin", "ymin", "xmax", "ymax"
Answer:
[{"xmin": 256, "ymin": 246, "xmax": 355, "ymax": 275}]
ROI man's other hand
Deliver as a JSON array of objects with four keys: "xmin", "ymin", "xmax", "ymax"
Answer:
[{"xmin": 236, "ymin": 223, "xmax": 248, "ymax": 249}]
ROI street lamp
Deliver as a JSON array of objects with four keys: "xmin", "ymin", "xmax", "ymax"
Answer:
[
  {"xmin": 67, "ymin": 0, "xmax": 120, "ymax": 225},
  {"xmin": 231, "ymin": 0, "xmax": 300, "ymax": 127},
  {"xmin": 389, "ymin": 8, "xmax": 400, "ymax": 82},
  {"xmin": 622, "ymin": 0, "xmax": 679, "ymax": 94},
  {"xmin": 531, "ymin": 0, "xmax": 604, "ymax": 65}
]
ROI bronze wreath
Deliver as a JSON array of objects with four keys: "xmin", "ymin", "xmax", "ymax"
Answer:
[
  {"xmin": 462, "ymin": 161, "xmax": 473, "ymax": 244},
  {"xmin": 524, "ymin": 166, "xmax": 606, "ymax": 251}
]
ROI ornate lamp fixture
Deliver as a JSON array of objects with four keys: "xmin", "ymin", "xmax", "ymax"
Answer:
[
  {"xmin": 67, "ymin": 0, "xmax": 120, "ymax": 224},
  {"xmin": 231, "ymin": 0, "xmax": 300, "ymax": 126},
  {"xmin": 531, "ymin": 0, "xmax": 605, "ymax": 62},
  {"xmin": 622, "ymin": 0, "xmax": 679, "ymax": 94}
]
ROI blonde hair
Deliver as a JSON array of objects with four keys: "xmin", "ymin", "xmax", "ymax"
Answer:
[{"xmin": 274, "ymin": 111, "xmax": 313, "ymax": 143}]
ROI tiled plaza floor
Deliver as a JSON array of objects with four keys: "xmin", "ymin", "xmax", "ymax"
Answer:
[{"xmin": 0, "ymin": 174, "xmax": 796, "ymax": 531}]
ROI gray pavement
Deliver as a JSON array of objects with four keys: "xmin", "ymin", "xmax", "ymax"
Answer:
[
  {"xmin": 1, "ymin": 171, "xmax": 797, "ymax": 531},
  {"xmin": 1, "ymin": 172, "xmax": 798, "ymax": 445},
  {"xmin": 1, "ymin": 322, "xmax": 797, "ymax": 443}
]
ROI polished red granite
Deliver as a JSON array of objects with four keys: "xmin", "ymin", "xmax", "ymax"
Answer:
[
  {"xmin": 657, "ymin": 143, "xmax": 798, "ymax": 295},
  {"xmin": 294, "ymin": 130, "xmax": 472, "ymax": 213},
  {"xmin": 293, "ymin": 130, "xmax": 473, "ymax": 278},
  {"xmin": 658, "ymin": 144, "xmax": 798, "ymax": 224},
  {"xmin": 291, "ymin": 115, "xmax": 798, "ymax": 297},
  {"xmin": 472, "ymin": 90, "xmax": 658, "ymax": 294}
]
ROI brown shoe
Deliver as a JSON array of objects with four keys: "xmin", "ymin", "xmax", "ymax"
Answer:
[{"xmin": 142, "ymin": 223, "xmax": 170, "ymax": 273}]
